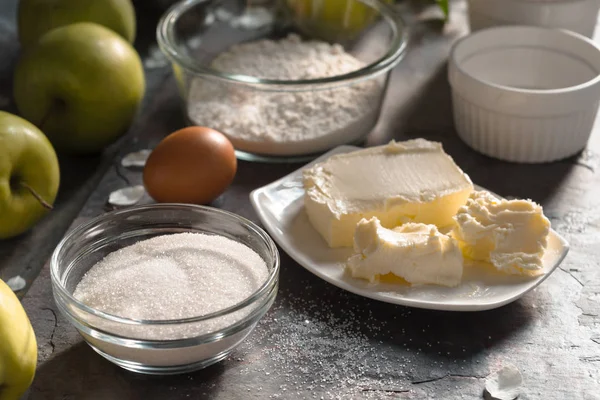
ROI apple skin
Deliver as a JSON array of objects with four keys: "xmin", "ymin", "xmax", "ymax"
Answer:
[
  {"xmin": 285, "ymin": 0, "xmax": 393, "ymax": 41},
  {"xmin": 18, "ymin": 0, "xmax": 136, "ymax": 48},
  {"xmin": 0, "ymin": 111, "xmax": 60, "ymax": 240},
  {"xmin": 0, "ymin": 278, "xmax": 38, "ymax": 400},
  {"xmin": 13, "ymin": 22, "xmax": 145, "ymax": 154}
]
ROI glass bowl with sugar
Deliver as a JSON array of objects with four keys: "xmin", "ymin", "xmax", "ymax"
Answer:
[{"xmin": 50, "ymin": 204, "xmax": 279, "ymax": 375}]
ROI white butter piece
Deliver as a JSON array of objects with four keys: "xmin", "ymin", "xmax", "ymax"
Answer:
[
  {"xmin": 453, "ymin": 190, "xmax": 551, "ymax": 275},
  {"xmin": 303, "ymin": 139, "xmax": 473, "ymax": 247},
  {"xmin": 346, "ymin": 218, "xmax": 464, "ymax": 287}
]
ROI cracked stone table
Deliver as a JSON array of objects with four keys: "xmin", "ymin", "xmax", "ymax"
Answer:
[{"xmin": 1, "ymin": 1, "xmax": 598, "ymax": 399}]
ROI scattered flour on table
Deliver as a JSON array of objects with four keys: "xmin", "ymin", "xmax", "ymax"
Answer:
[
  {"xmin": 224, "ymin": 277, "xmax": 487, "ymax": 399},
  {"xmin": 231, "ymin": 286, "xmax": 415, "ymax": 399},
  {"xmin": 73, "ymin": 232, "xmax": 269, "ymax": 339},
  {"xmin": 187, "ymin": 34, "xmax": 382, "ymax": 153}
]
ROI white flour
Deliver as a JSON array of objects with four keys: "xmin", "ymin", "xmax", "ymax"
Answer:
[{"xmin": 187, "ymin": 34, "xmax": 383, "ymax": 156}]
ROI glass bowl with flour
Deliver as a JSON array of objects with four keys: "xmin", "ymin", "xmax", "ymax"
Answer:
[
  {"xmin": 157, "ymin": 0, "xmax": 408, "ymax": 161},
  {"xmin": 50, "ymin": 204, "xmax": 279, "ymax": 375}
]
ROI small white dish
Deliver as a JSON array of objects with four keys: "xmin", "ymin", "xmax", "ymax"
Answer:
[
  {"xmin": 449, "ymin": 26, "xmax": 600, "ymax": 163},
  {"xmin": 249, "ymin": 145, "xmax": 569, "ymax": 311},
  {"xmin": 468, "ymin": 0, "xmax": 600, "ymax": 38}
]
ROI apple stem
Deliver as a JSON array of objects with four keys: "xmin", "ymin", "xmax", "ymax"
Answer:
[{"xmin": 19, "ymin": 182, "xmax": 53, "ymax": 211}]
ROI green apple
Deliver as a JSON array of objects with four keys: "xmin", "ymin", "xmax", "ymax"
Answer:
[
  {"xmin": 0, "ymin": 278, "xmax": 38, "ymax": 400},
  {"xmin": 285, "ymin": 0, "xmax": 393, "ymax": 42},
  {"xmin": 13, "ymin": 22, "xmax": 145, "ymax": 154},
  {"xmin": 0, "ymin": 111, "xmax": 60, "ymax": 240},
  {"xmin": 18, "ymin": 0, "xmax": 136, "ymax": 48}
]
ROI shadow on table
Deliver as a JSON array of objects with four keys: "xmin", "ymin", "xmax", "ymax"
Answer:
[
  {"xmin": 27, "ymin": 342, "xmax": 227, "ymax": 400},
  {"xmin": 131, "ymin": 1, "xmax": 171, "ymax": 61},
  {"xmin": 276, "ymin": 250, "xmax": 537, "ymax": 370},
  {"xmin": 28, "ymin": 343, "xmax": 134, "ymax": 400},
  {"xmin": 235, "ymin": 159, "xmax": 301, "ymax": 189}
]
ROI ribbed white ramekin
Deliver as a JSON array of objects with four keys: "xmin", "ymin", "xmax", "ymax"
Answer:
[
  {"xmin": 449, "ymin": 26, "xmax": 600, "ymax": 163},
  {"xmin": 467, "ymin": 0, "xmax": 600, "ymax": 38}
]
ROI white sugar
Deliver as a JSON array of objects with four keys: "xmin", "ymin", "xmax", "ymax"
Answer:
[
  {"xmin": 234, "ymin": 284, "xmax": 413, "ymax": 399},
  {"xmin": 74, "ymin": 233, "xmax": 269, "ymax": 336}
]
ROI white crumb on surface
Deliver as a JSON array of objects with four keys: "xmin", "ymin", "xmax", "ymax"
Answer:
[
  {"xmin": 121, "ymin": 149, "xmax": 151, "ymax": 167},
  {"xmin": 6, "ymin": 275, "xmax": 26, "ymax": 291},
  {"xmin": 484, "ymin": 364, "xmax": 522, "ymax": 400},
  {"xmin": 107, "ymin": 185, "xmax": 145, "ymax": 207}
]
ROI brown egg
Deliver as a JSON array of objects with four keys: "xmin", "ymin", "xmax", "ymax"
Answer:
[{"xmin": 143, "ymin": 127, "xmax": 237, "ymax": 204}]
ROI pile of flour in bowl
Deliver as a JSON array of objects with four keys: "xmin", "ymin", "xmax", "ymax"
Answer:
[{"xmin": 187, "ymin": 34, "xmax": 383, "ymax": 156}]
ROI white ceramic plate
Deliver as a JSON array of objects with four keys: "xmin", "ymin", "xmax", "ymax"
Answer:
[{"xmin": 249, "ymin": 146, "xmax": 570, "ymax": 311}]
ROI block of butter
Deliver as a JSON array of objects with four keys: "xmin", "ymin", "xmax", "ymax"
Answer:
[
  {"xmin": 303, "ymin": 139, "xmax": 474, "ymax": 248},
  {"xmin": 452, "ymin": 190, "xmax": 551, "ymax": 275},
  {"xmin": 346, "ymin": 218, "xmax": 464, "ymax": 287}
]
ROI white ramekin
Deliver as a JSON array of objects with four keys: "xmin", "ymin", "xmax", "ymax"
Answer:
[
  {"xmin": 467, "ymin": 0, "xmax": 600, "ymax": 38},
  {"xmin": 448, "ymin": 26, "xmax": 600, "ymax": 163}
]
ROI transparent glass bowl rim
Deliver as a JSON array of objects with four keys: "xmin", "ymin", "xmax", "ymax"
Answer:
[
  {"xmin": 50, "ymin": 203, "xmax": 281, "ymax": 326},
  {"xmin": 156, "ymin": 0, "xmax": 409, "ymax": 88}
]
